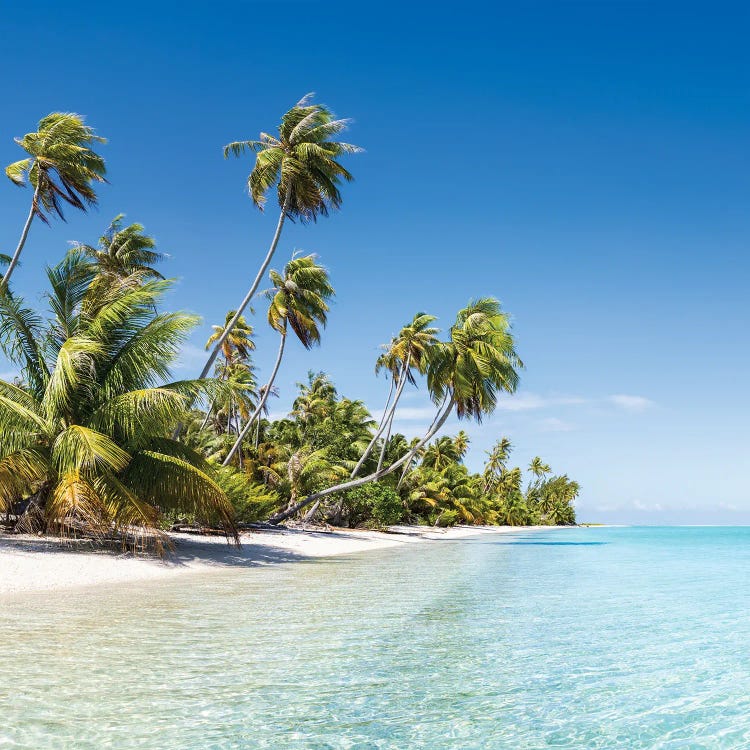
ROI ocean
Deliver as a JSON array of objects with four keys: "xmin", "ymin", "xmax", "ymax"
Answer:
[{"xmin": 3, "ymin": 526, "xmax": 750, "ymax": 748}]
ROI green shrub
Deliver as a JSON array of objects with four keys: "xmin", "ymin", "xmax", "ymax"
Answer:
[
  {"xmin": 336, "ymin": 483, "xmax": 404, "ymax": 528},
  {"xmin": 214, "ymin": 467, "xmax": 280, "ymax": 523}
]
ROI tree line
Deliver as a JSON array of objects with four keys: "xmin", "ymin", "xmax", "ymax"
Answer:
[{"xmin": 0, "ymin": 96, "xmax": 579, "ymax": 551}]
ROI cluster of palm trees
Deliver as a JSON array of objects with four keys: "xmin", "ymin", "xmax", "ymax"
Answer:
[{"xmin": 0, "ymin": 95, "xmax": 579, "ymax": 549}]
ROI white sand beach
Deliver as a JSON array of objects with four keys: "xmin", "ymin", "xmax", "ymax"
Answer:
[{"xmin": 0, "ymin": 525, "xmax": 534, "ymax": 598}]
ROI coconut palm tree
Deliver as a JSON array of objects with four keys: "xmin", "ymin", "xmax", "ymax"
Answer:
[
  {"xmin": 268, "ymin": 297, "xmax": 522, "ymax": 523},
  {"xmin": 483, "ymin": 436, "xmax": 513, "ymax": 493},
  {"xmin": 453, "ymin": 430, "xmax": 470, "ymax": 461},
  {"xmin": 422, "ymin": 436, "xmax": 463, "ymax": 471},
  {"xmin": 351, "ymin": 312, "xmax": 439, "ymax": 477},
  {"xmin": 222, "ymin": 254, "xmax": 334, "ymax": 465},
  {"xmin": 528, "ymin": 456, "xmax": 551, "ymax": 482},
  {"xmin": 77, "ymin": 216, "xmax": 164, "ymax": 284},
  {"xmin": 4, "ymin": 113, "xmax": 106, "ymax": 287},
  {"xmin": 199, "ymin": 311, "xmax": 255, "ymax": 430},
  {"xmin": 205, "ymin": 311, "xmax": 255, "ymax": 365},
  {"xmin": 199, "ymin": 95, "xmax": 360, "ymax": 381},
  {"xmin": 0, "ymin": 252, "xmax": 236, "ymax": 550}
]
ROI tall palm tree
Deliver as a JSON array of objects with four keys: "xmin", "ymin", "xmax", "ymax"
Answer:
[
  {"xmin": 78, "ymin": 215, "xmax": 165, "ymax": 283},
  {"xmin": 528, "ymin": 456, "xmax": 551, "ymax": 481},
  {"xmin": 0, "ymin": 252, "xmax": 236, "ymax": 550},
  {"xmin": 199, "ymin": 311, "xmax": 255, "ymax": 430},
  {"xmin": 222, "ymin": 254, "xmax": 334, "ymax": 465},
  {"xmin": 351, "ymin": 312, "xmax": 439, "ymax": 477},
  {"xmin": 4, "ymin": 113, "xmax": 106, "ymax": 287},
  {"xmin": 269, "ymin": 297, "xmax": 523, "ymax": 523},
  {"xmin": 199, "ymin": 95, "xmax": 360, "ymax": 381}
]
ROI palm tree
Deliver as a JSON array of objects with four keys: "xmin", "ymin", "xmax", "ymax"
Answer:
[
  {"xmin": 0, "ymin": 252, "xmax": 236, "ymax": 550},
  {"xmin": 206, "ymin": 311, "xmax": 255, "ymax": 364},
  {"xmin": 78, "ymin": 216, "xmax": 165, "ymax": 284},
  {"xmin": 222, "ymin": 254, "xmax": 334, "ymax": 465},
  {"xmin": 483, "ymin": 437, "xmax": 512, "ymax": 493},
  {"xmin": 199, "ymin": 311, "xmax": 255, "ymax": 431},
  {"xmin": 350, "ymin": 312, "xmax": 439, "ymax": 477},
  {"xmin": 198, "ymin": 95, "xmax": 360, "ymax": 381},
  {"xmin": 4, "ymin": 113, "xmax": 106, "ymax": 287},
  {"xmin": 268, "ymin": 297, "xmax": 522, "ymax": 523},
  {"xmin": 528, "ymin": 456, "xmax": 551, "ymax": 481},
  {"xmin": 291, "ymin": 371, "xmax": 337, "ymax": 426},
  {"xmin": 422, "ymin": 436, "xmax": 463, "ymax": 471},
  {"xmin": 453, "ymin": 430, "xmax": 470, "ymax": 460}
]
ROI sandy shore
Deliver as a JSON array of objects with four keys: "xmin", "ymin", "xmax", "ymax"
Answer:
[{"xmin": 0, "ymin": 525, "xmax": 539, "ymax": 598}]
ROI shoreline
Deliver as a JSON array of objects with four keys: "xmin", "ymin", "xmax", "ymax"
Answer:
[{"xmin": 0, "ymin": 525, "xmax": 555, "ymax": 598}]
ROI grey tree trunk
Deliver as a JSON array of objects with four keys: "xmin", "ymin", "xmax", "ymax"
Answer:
[
  {"xmin": 267, "ymin": 396, "xmax": 455, "ymax": 524},
  {"xmin": 376, "ymin": 408, "xmax": 396, "ymax": 472},
  {"xmin": 198, "ymin": 189, "xmax": 291, "ymax": 381},
  {"xmin": 222, "ymin": 325, "xmax": 287, "ymax": 466},
  {"xmin": 349, "ymin": 354, "xmax": 410, "ymax": 478},
  {"xmin": 2, "ymin": 182, "xmax": 41, "ymax": 289}
]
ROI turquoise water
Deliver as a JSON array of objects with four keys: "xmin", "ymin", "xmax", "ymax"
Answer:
[{"xmin": 3, "ymin": 526, "xmax": 750, "ymax": 748}]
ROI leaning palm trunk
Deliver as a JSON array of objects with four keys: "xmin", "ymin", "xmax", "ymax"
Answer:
[
  {"xmin": 222, "ymin": 324, "xmax": 287, "ymax": 466},
  {"xmin": 376, "ymin": 409, "xmax": 396, "ymax": 472},
  {"xmin": 199, "ymin": 189, "xmax": 291, "ymax": 381},
  {"xmin": 349, "ymin": 354, "xmax": 410, "ymax": 478},
  {"xmin": 2, "ymin": 182, "xmax": 41, "ymax": 288},
  {"xmin": 268, "ymin": 396, "xmax": 455, "ymax": 524}
]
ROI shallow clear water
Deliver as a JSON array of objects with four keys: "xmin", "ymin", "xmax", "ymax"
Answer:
[{"xmin": 4, "ymin": 527, "xmax": 750, "ymax": 748}]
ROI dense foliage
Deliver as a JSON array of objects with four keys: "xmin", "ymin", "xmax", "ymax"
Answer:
[{"xmin": 1, "ymin": 98, "xmax": 580, "ymax": 551}]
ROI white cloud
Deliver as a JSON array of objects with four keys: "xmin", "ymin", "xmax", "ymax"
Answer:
[
  {"xmin": 496, "ymin": 392, "xmax": 587, "ymax": 411},
  {"xmin": 175, "ymin": 343, "xmax": 207, "ymax": 370},
  {"xmin": 538, "ymin": 417, "xmax": 575, "ymax": 432},
  {"xmin": 374, "ymin": 406, "xmax": 436, "ymax": 421},
  {"xmin": 609, "ymin": 394, "xmax": 655, "ymax": 412}
]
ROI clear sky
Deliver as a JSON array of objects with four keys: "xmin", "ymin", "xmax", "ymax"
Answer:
[{"xmin": 2, "ymin": 1, "xmax": 749, "ymax": 523}]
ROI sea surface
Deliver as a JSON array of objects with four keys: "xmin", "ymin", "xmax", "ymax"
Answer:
[{"xmin": 3, "ymin": 526, "xmax": 750, "ymax": 748}]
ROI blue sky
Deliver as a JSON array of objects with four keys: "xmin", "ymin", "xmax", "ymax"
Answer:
[{"xmin": 2, "ymin": 2, "xmax": 749, "ymax": 523}]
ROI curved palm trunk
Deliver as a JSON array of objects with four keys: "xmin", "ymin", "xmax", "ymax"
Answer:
[
  {"xmin": 199, "ymin": 190, "xmax": 291, "ymax": 381},
  {"xmin": 2, "ymin": 182, "xmax": 41, "ymax": 289},
  {"xmin": 376, "ymin": 408, "xmax": 396, "ymax": 472},
  {"xmin": 267, "ymin": 395, "xmax": 455, "ymax": 524},
  {"xmin": 349, "ymin": 354, "xmax": 410, "ymax": 479},
  {"xmin": 222, "ymin": 324, "xmax": 287, "ymax": 466}
]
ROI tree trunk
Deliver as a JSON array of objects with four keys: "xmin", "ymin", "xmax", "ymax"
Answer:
[
  {"xmin": 222, "ymin": 324, "xmax": 287, "ymax": 466},
  {"xmin": 377, "ymin": 408, "xmax": 396, "ymax": 472},
  {"xmin": 350, "ymin": 354, "xmax": 410, "ymax": 479},
  {"xmin": 302, "ymin": 499, "xmax": 322, "ymax": 524},
  {"xmin": 2, "ymin": 182, "xmax": 40, "ymax": 289},
  {"xmin": 198, "ymin": 189, "xmax": 291, "ymax": 381},
  {"xmin": 267, "ymin": 396, "xmax": 455, "ymax": 524}
]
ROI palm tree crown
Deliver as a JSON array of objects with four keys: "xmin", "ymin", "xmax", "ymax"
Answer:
[
  {"xmin": 206, "ymin": 311, "xmax": 255, "ymax": 364},
  {"xmin": 428, "ymin": 298, "xmax": 523, "ymax": 422},
  {"xmin": 6, "ymin": 112, "xmax": 106, "ymax": 223},
  {"xmin": 266, "ymin": 253, "xmax": 334, "ymax": 347},
  {"xmin": 376, "ymin": 312, "xmax": 439, "ymax": 384},
  {"xmin": 224, "ymin": 94, "xmax": 362, "ymax": 221},
  {"xmin": 80, "ymin": 215, "xmax": 165, "ymax": 282}
]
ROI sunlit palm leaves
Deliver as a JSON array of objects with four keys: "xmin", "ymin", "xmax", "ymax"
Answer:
[
  {"xmin": 4, "ymin": 113, "xmax": 106, "ymax": 286},
  {"xmin": 224, "ymin": 94, "xmax": 362, "ymax": 221},
  {"xmin": 0, "ymin": 253, "xmax": 236, "ymax": 549},
  {"xmin": 77, "ymin": 215, "xmax": 165, "ymax": 285}
]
